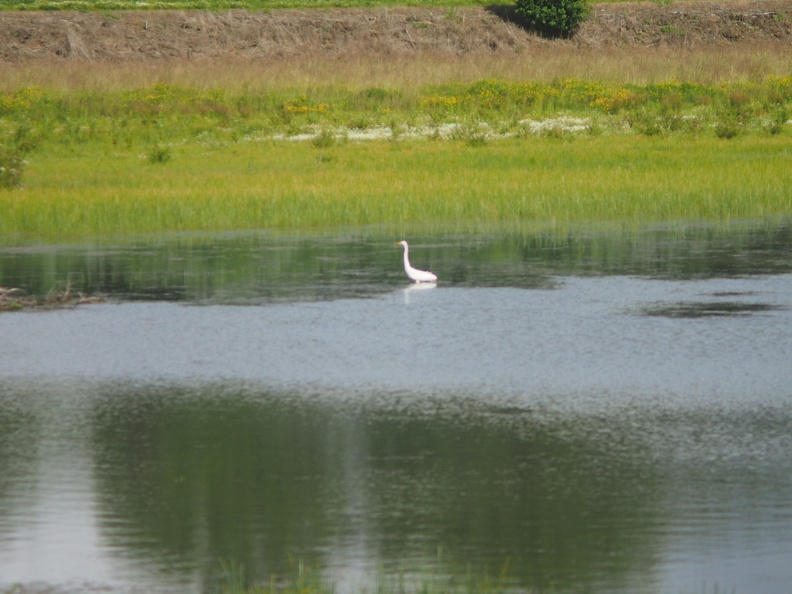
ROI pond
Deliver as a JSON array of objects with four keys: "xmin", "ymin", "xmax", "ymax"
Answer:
[{"xmin": 1, "ymin": 221, "xmax": 792, "ymax": 594}]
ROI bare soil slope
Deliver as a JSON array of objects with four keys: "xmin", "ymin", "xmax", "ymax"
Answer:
[{"xmin": 1, "ymin": 1, "xmax": 790, "ymax": 62}]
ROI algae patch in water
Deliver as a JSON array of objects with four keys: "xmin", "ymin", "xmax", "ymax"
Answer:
[{"xmin": 639, "ymin": 300, "xmax": 783, "ymax": 318}]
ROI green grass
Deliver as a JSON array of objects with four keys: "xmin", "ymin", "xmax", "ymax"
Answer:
[
  {"xmin": 4, "ymin": 78, "xmax": 790, "ymax": 139},
  {"xmin": 2, "ymin": 78, "xmax": 791, "ymax": 240},
  {"xmin": 2, "ymin": 133, "xmax": 790, "ymax": 239}
]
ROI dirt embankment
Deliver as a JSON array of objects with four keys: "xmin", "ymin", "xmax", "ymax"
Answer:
[{"xmin": 0, "ymin": 1, "xmax": 790, "ymax": 62}]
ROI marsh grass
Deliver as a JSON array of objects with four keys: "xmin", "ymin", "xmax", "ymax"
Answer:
[
  {"xmin": 3, "ymin": 132, "xmax": 790, "ymax": 239},
  {"xmin": 1, "ymin": 76, "xmax": 790, "ymax": 238}
]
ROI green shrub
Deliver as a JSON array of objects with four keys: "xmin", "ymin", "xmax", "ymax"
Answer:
[
  {"xmin": 765, "ymin": 106, "xmax": 787, "ymax": 135},
  {"xmin": 311, "ymin": 128, "xmax": 337, "ymax": 149},
  {"xmin": 147, "ymin": 144, "xmax": 172, "ymax": 164},
  {"xmin": 0, "ymin": 125, "xmax": 39, "ymax": 189},
  {"xmin": 515, "ymin": 0, "xmax": 591, "ymax": 37},
  {"xmin": 714, "ymin": 120, "xmax": 740, "ymax": 140},
  {"xmin": 0, "ymin": 147, "xmax": 27, "ymax": 189}
]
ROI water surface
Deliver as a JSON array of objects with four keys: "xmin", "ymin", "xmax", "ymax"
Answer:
[{"xmin": 1, "ymin": 222, "xmax": 791, "ymax": 594}]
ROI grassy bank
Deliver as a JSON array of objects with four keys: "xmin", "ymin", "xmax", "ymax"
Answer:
[
  {"xmin": 3, "ymin": 132, "xmax": 791, "ymax": 238},
  {"xmin": 1, "ymin": 77, "xmax": 791, "ymax": 239}
]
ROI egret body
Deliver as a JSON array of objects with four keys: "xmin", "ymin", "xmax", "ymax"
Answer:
[{"xmin": 396, "ymin": 241, "xmax": 437, "ymax": 283}]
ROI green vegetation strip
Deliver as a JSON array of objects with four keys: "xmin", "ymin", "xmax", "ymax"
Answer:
[{"xmin": 1, "ymin": 78, "xmax": 791, "ymax": 239}]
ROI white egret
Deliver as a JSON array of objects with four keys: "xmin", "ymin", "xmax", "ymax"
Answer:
[{"xmin": 396, "ymin": 240, "xmax": 437, "ymax": 283}]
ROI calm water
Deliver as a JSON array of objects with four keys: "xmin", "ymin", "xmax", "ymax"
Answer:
[{"xmin": 1, "ymin": 222, "xmax": 792, "ymax": 594}]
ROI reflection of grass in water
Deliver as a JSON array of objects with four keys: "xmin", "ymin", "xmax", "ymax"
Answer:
[
  {"xmin": 221, "ymin": 560, "xmax": 739, "ymax": 594},
  {"xmin": 3, "ymin": 133, "xmax": 790, "ymax": 239},
  {"xmin": 223, "ymin": 560, "xmax": 335, "ymax": 594},
  {"xmin": 221, "ymin": 559, "xmax": 515, "ymax": 594}
]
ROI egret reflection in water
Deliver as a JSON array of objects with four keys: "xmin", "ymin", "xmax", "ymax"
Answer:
[{"xmin": 401, "ymin": 281, "xmax": 437, "ymax": 305}]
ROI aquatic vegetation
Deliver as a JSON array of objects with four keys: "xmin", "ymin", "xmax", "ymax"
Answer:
[
  {"xmin": 0, "ymin": 286, "xmax": 36, "ymax": 310},
  {"xmin": 0, "ymin": 282, "xmax": 104, "ymax": 311}
]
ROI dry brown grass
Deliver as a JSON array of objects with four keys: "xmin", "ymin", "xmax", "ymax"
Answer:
[
  {"xmin": 1, "ymin": 2, "xmax": 791, "ymax": 90},
  {"xmin": 1, "ymin": 41, "xmax": 790, "ymax": 93}
]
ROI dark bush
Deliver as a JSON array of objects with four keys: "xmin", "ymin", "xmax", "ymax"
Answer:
[{"xmin": 515, "ymin": 0, "xmax": 592, "ymax": 37}]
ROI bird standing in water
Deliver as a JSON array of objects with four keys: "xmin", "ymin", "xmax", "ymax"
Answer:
[{"xmin": 396, "ymin": 240, "xmax": 437, "ymax": 283}]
